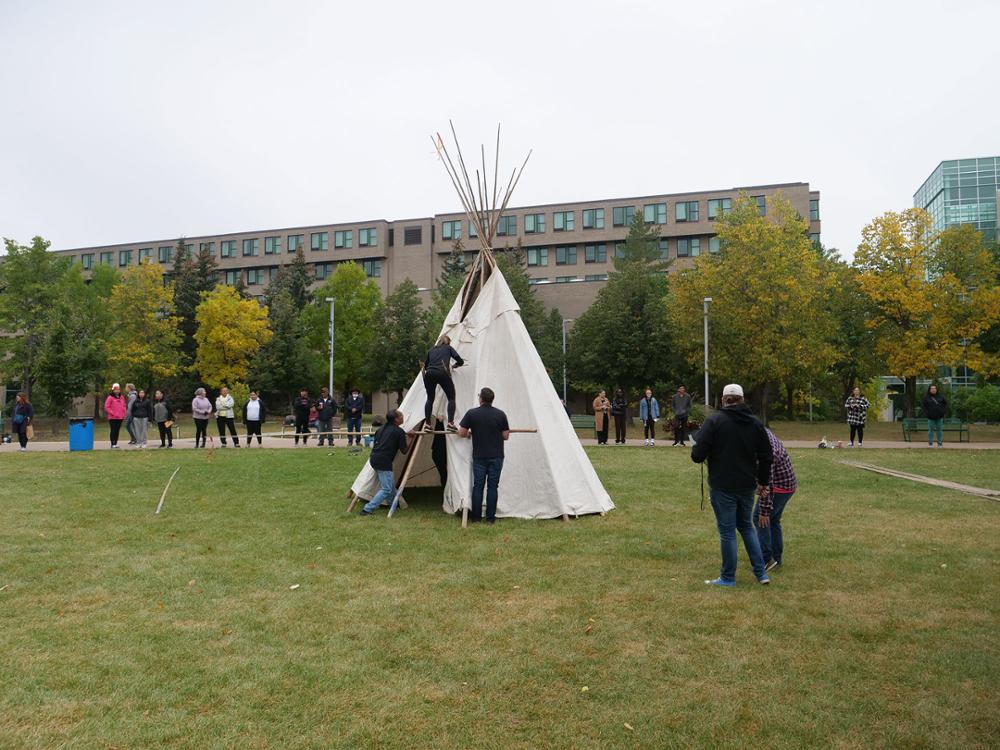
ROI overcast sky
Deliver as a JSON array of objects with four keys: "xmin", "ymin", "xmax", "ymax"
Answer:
[{"xmin": 1, "ymin": 0, "xmax": 997, "ymax": 260}]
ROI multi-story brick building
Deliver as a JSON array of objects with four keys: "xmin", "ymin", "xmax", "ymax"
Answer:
[{"xmin": 54, "ymin": 182, "xmax": 820, "ymax": 320}]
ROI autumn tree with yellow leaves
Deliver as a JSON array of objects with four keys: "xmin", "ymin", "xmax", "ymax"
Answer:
[
  {"xmin": 193, "ymin": 285, "xmax": 273, "ymax": 388},
  {"xmin": 854, "ymin": 212, "xmax": 1000, "ymax": 416}
]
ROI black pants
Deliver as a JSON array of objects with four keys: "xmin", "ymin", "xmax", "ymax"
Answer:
[
  {"xmin": 850, "ymin": 424, "xmax": 864, "ymax": 444},
  {"xmin": 318, "ymin": 417, "xmax": 333, "ymax": 445},
  {"xmin": 217, "ymin": 416, "xmax": 239, "ymax": 445},
  {"xmin": 596, "ymin": 413, "xmax": 609, "ymax": 444},
  {"xmin": 109, "ymin": 419, "xmax": 123, "ymax": 447},
  {"xmin": 644, "ymin": 419, "xmax": 655, "ymax": 440},
  {"xmin": 246, "ymin": 420, "xmax": 262, "ymax": 445},
  {"xmin": 194, "ymin": 418, "xmax": 208, "ymax": 447},
  {"xmin": 424, "ymin": 369, "xmax": 457, "ymax": 424},
  {"xmin": 613, "ymin": 414, "xmax": 627, "ymax": 443},
  {"xmin": 157, "ymin": 422, "xmax": 173, "ymax": 447},
  {"xmin": 16, "ymin": 426, "xmax": 28, "ymax": 448},
  {"xmin": 294, "ymin": 417, "xmax": 310, "ymax": 444},
  {"xmin": 674, "ymin": 415, "xmax": 688, "ymax": 444}
]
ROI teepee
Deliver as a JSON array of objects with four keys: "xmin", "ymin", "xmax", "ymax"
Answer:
[{"xmin": 348, "ymin": 124, "xmax": 614, "ymax": 523}]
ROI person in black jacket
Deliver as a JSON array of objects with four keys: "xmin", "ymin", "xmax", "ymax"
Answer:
[
  {"xmin": 691, "ymin": 383, "xmax": 773, "ymax": 587},
  {"xmin": 922, "ymin": 384, "xmax": 948, "ymax": 447},
  {"xmin": 315, "ymin": 387, "xmax": 337, "ymax": 447},
  {"xmin": 242, "ymin": 391, "xmax": 266, "ymax": 446},
  {"xmin": 11, "ymin": 392, "xmax": 34, "ymax": 451},
  {"xmin": 293, "ymin": 388, "xmax": 311, "ymax": 445},
  {"xmin": 344, "ymin": 388, "xmax": 365, "ymax": 447},
  {"xmin": 153, "ymin": 390, "xmax": 174, "ymax": 448},
  {"xmin": 611, "ymin": 388, "xmax": 628, "ymax": 444},
  {"xmin": 130, "ymin": 389, "xmax": 153, "ymax": 448},
  {"xmin": 422, "ymin": 335, "xmax": 464, "ymax": 432}
]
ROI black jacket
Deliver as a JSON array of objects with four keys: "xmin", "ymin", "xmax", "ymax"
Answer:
[
  {"xmin": 922, "ymin": 392, "xmax": 947, "ymax": 420},
  {"xmin": 131, "ymin": 397, "xmax": 153, "ymax": 419},
  {"xmin": 242, "ymin": 398, "xmax": 266, "ymax": 423},
  {"xmin": 293, "ymin": 396, "xmax": 311, "ymax": 421},
  {"xmin": 691, "ymin": 403, "xmax": 772, "ymax": 490},
  {"xmin": 345, "ymin": 394, "xmax": 364, "ymax": 417},
  {"xmin": 425, "ymin": 345, "xmax": 463, "ymax": 373},
  {"xmin": 315, "ymin": 396, "xmax": 336, "ymax": 420},
  {"xmin": 611, "ymin": 397, "xmax": 628, "ymax": 417}
]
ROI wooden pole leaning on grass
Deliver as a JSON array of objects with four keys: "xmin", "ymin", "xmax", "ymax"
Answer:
[
  {"xmin": 154, "ymin": 467, "xmax": 181, "ymax": 515},
  {"xmin": 387, "ymin": 434, "xmax": 423, "ymax": 518}
]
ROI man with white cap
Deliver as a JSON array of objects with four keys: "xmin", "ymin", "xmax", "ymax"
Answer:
[{"xmin": 691, "ymin": 383, "xmax": 773, "ymax": 586}]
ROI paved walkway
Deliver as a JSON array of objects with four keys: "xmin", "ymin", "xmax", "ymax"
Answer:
[{"xmin": 12, "ymin": 436, "xmax": 1000, "ymax": 452}]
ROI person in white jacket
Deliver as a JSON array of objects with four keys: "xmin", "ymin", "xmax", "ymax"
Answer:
[{"xmin": 215, "ymin": 386, "xmax": 240, "ymax": 447}]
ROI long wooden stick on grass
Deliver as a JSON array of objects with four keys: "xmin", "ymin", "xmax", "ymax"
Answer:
[{"xmin": 155, "ymin": 467, "xmax": 181, "ymax": 515}]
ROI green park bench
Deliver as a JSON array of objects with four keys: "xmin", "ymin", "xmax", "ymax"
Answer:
[
  {"xmin": 570, "ymin": 414, "xmax": 596, "ymax": 438},
  {"xmin": 901, "ymin": 417, "xmax": 969, "ymax": 443}
]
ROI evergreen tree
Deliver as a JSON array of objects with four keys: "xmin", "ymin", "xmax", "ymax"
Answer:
[
  {"xmin": 427, "ymin": 239, "xmax": 469, "ymax": 339},
  {"xmin": 367, "ymin": 279, "xmax": 431, "ymax": 403},
  {"xmin": 249, "ymin": 287, "xmax": 318, "ymax": 407},
  {"xmin": 172, "ymin": 238, "xmax": 218, "ymax": 366},
  {"xmin": 616, "ymin": 213, "xmax": 666, "ymax": 270}
]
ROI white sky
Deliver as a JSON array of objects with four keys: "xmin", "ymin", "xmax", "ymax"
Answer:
[{"xmin": 1, "ymin": 0, "xmax": 997, "ymax": 260}]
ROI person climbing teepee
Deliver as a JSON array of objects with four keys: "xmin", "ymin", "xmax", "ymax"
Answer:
[{"xmin": 422, "ymin": 334, "xmax": 464, "ymax": 433}]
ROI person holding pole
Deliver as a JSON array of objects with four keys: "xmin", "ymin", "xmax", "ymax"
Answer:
[
  {"xmin": 422, "ymin": 335, "xmax": 464, "ymax": 433},
  {"xmin": 459, "ymin": 387, "xmax": 510, "ymax": 524},
  {"xmin": 360, "ymin": 410, "xmax": 417, "ymax": 515}
]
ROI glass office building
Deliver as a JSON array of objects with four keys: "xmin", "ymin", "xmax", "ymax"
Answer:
[{"xmin": 914, "ymin": 156, "xmax": 999, "ymax": 242}]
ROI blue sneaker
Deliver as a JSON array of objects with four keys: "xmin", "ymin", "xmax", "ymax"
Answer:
[
  {"xmin": 758, "ymin": 574, "xmax": 771, "ymax": 585},
  {"xmin": 704, "ymin": 578, "xmax": 736, "ymax": 587}
]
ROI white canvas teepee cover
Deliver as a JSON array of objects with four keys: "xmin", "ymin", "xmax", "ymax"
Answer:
[{"xmin": 350, "ymin": 267, "xmax": 614, "ymax": 519}]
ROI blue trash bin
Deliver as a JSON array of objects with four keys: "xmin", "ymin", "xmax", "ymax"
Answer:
[{"xmin": 69, "ymin": 417, "xmax": 95, "ymax": 451}]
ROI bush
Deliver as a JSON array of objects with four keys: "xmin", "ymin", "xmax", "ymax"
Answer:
[{"xmin": 968, "ymin": 386, "xmax": 1000, "ymax": 422}]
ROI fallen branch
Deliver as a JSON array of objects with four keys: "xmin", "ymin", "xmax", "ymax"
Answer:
[{"xmin": 155, "ymin": 466, "xmax": 181, "ymax": 514}]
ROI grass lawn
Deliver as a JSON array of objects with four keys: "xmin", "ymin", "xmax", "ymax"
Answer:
[{"xmin": 2, "ymin": 447, "xmax": 998, "ymax": 749}]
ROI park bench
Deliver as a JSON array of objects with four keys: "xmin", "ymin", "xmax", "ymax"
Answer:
[
  {"xmin": 901, "ymin": 417, "xmax": 969, "ymax": 443},
  {"xmin": 570, "ymin": 414, "xmax": 596, "ymax": 438}
]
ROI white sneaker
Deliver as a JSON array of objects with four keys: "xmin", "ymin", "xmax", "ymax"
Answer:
[
  {"xmin": 651, "ymin": 440, "xmax": 655, "ymax": 446},
  {"xmin": 18, "ymin": 447, "xmax": 26, "ymax": 452}
]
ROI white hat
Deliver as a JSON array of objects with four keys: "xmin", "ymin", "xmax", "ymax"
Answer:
[
  {"xmin": 722, "ymin": 383, "xmax": 744, "ymax": 397},
  {"xmin": 112, "ymin": 382, "xmax": 120, "ymax": 389}
]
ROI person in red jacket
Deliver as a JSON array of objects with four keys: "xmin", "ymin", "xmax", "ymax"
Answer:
[{"xmin": 103, "ymin": 382, "xmax": 128, "ymax": 449}]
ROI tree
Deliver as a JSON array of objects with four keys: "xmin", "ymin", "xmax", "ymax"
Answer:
[
  {"xmin": 302, "ymin": 262, "xmax": 384, "ymax": 394},
  {"xmin": 854, "ymin": 211, "xmax": 1000, "ymax": 415},
  {"xmin": 107, "ymin": 263, "xmax": 183, "ymax": 388},
  {"xmin": 615, "ymin": 212, "xmax": 665, "ymax": 269},
  {"xmin": 427, "ymin": 239, "xmax": 468, "ymax": 339},
  {"xmin": 172, "ymin": 239, "xmax": 218, "ymax": 366},
  {"xmin": 0, "ymin": 237, "xmax": 73, "ymax": 399},
  {"xmin": 248, "ymin": 287, "xmax": 317, "ymax": 407},
  {"xmin": 280, "ymin": 246, "xmax": 313, "ymax": 311},
  {"xmin": 367, "ymin": 279, "xmax": 431, "ymax": 403},
  {"xmin": 193, "ymin": 286, "xmax": 273, "ymax": 387},
  {"xmin": 668, "ymin": 194, "xmax": 838, "ymax": 420}
]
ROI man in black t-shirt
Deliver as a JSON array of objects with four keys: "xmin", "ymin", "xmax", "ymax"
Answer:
[
  {"xmin": 458, "ymin": 387, "xmax": 510, "ymax": 523},
  {"xmin": 361, "ymin": 410, "xmax": 417, "ymax": 515}
]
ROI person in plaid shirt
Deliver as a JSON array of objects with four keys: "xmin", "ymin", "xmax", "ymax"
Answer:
[
  {"xmin": 753, "ymin": 428, "xmax": 797, "ymax": 571},
  {"xmin": 844, "ymin": 387, "xmax": 870, "ymax": 447}
]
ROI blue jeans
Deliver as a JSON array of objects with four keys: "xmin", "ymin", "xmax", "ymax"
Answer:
[
  {"xmin": 710, "ymin": 488, "xmax": 767, "ymax": 582},
  {"xmin": 753, "ymin": 492, "xmax": 794, "ymax": 564},
  {"xmin": 471, "ymin": 457, "xmax": 504, "ymax": 522},
  {"xmin": 927, "ymin": 418, "xmax": 943, "ymax": 446},
  {"xmin": 347, "ymin": 415, "xmax": 363, "ymax": 444},
  {"xmin": 363, "ymin": 470, "xmax": 396, "ymax": 513}
]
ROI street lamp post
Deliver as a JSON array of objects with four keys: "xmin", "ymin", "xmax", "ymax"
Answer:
[
  {"xmin": 562, "ymin": 318, "xmax": 573, "ymax": 404},
  {"xmin": 325, "ymin": 297, "xmax": 335, "ymax": 396},
  {"xmin": 703, "ymin": 298, "xmax": 712, "ymax": 407}
]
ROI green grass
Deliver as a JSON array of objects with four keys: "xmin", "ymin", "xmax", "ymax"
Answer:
[{"xmin": 2, "ymin": 447, "xmax": 998, "ymax": 749}]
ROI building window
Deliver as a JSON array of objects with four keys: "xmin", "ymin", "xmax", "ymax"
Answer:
[
  {"xmin": 81, "ymin": 253, "xmax": 94, "ymax": 270},
  {"xmin": 268, "ymin": 266, "xmax": 280, "ymax": 282},
  {"xmin": 675, "ymin": 201, "xmax": 700, "ymax": 222},
  {"xmin": 809, "ymin": 199, "xmax": 820, "ymax": 221},
  {"xmin": 199, "ymin": 241, "xmax": 215, "ymax": 255},
  {"xmin": 527, "ymin": 247, "xmax": 548, "ymax": 266},
  {"xmin": 311, "ymin": 232, "xmax": 328, "ymax": 251},
  {"xmin": 707, "ymin": 198, "xmax": 732, "ymax": 220},
  {"xmin": 359, "ymin": 228, "xmax": 377, "ymax": 247},
  {"xmin": 442, "ymin": 220, "xmax": 462, "ymax": 240},
  {"xmin": 496, "ymin": 215, "xmax": 517, "ymax": 236},
  {"xmin": 676, "ymin": 238, "xmax": 701, "ymax": 257},
  {"xmin": 809, "ymin": 232, "xmax": 821, "ymax": 245},
  {"xmin": 242, "ymin": 238, "xmax": 260, "ymax": 257},
  {"xmin": 468, "ymin": 222, "xmax": 477, "ymax": 238},
  {"xmin": 288, "ymin": 234, "xmax": 304, "ymax": 253},
  {"xmin": 585, "ymin": 243, "xmax": 607, "ymax": 263},
  {"xmin": 138, "ymin": 247, "xmax": 153, "ymax": 263},
  {"xmin": 643, "ymin": 203, "xmax": 667, "ymax": 224},
  {"xmin": 753, "ymin": 195, "xmax": 767, "ymax": 216},
  {"xmin": 553, "ymin": 211, "xmax": 575, "ymax": 231},
  {"xmin": 612, "ymin": 206, "xmax": 635, "ymax": 227},
  {"xmin": 220, "ymin": 240, "xmax": 236, "ymax": 258},
  {"xmin": 582, "ymin": 208, "xmax": 605, "ymax": 230},
  {"xmin": 158, "ymin": 246, "xmax": 173, "ymax": 263},
  {"xmin": 585, "ymin": 274, "xmax": 609, "ymax": 281},
  {"xmin": 182, "ymin": 243, "xmax": 194, "ymax": 256},
  {"xmin": 524, "ymin": 213, "xmax": 545, "ymax": 234},
  {"xmin": 614, "ymin": 241, "xmax": 626, "ymax": 259},
  {"xmin": 403, "ymin": 226, "xmax": 422, "ymax": 245},
  {"xmin": 246, "ymin": 268, "xmax": 264, "ymax": 285},
  {"xmin": 362, "ymin": 259, "xmax": 382, "ymax": 278},
  {"xmin": 528, "ymin": 277, "xmax": 547, "ymax": 286},
  {"xmin": 334, "ymin": 230, "xmax": 353, "ymax": 249},
  {"xmin": 709, "ymin": 237, "xmax": 722, "ymax": 253},
  {"xmin": 556, "ymin": 245, "xmax": 577, "ymax": 265},
  {"xmin": 555, "ymin": 276, "xmax": 578, "ymax": 283},
  {"xmin": 119, "ymin": 249, "xmax": 132, "ymax": 267},
  {"xmin": 224, "ymin": 270, "xmax": 240, "ymax": 285},
  {"xmin": 264, "ymin": 236, "xmax": 281, "ymax": 255},
  {"xmin": 314, "ymin": 263, "xmax": 333, "ymax": 280},
  {"xmin": 658, "ymin": 238, "xmax": 669, "ymax": 259}
]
